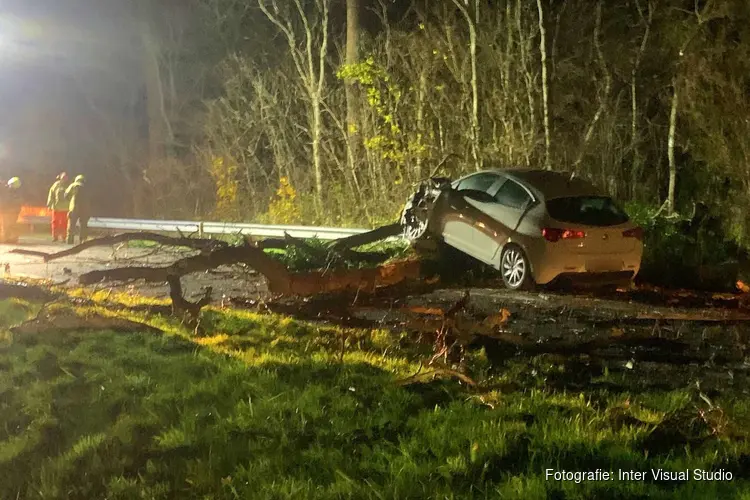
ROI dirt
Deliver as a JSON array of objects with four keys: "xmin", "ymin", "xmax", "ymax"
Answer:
[{"xmin": 4, "ymin": 235, "xmax": 750, "ymax": 397}]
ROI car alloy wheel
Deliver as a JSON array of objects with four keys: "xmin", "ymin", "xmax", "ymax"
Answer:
[
  {"xmin": 501, "ymin": 245, "xmax": 531, "ymax": 290},
  {"xmin": 403, "ymin": 208, "xmax": 429, "ymax": 241},
  {"xmin": 401, "ymin": 192, "xmax": 432, "ymax": 242}
]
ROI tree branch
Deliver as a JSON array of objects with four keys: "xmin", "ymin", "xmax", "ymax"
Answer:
[{"xmin": 10, "ymin": 232, "xmax": 227, "ymax": 262}]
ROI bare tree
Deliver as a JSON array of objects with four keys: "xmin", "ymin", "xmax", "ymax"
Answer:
[
  {"xmin": 345, "ymin": 0, "xmax": 362, "ymax": 182},
  {"xmin": 535, "ymin": 0, "xmax": 551, "ymax": 170},
  {"xmin": 665, "ymin": 0, "xmax": 721, "ymax": 214},
  {"xmin": 258, "ymin": 0, "xmax": 331, "ymax": 214},
  {"xmin": 451, "ymin": 0, "xmax": 482, "ymax": 171},
  {"xmin": 574, "ymin": 1, "xmax": 611, "ymax": 169},
  {"xmin": 629, "ymin": 0, "xmax": 654, "ymax": 199}
]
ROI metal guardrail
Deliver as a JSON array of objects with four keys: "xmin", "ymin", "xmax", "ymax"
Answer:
[
  {"xmin": 91, "ymin": 218, "xmax": 370, "ymax": 240},
  {"xmin": 21, "ymin": 214, "xmax": 371, "ymax": 241}
]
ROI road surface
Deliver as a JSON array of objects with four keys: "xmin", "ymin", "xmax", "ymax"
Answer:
[
  {"xmin": 0, "ymin": 236, "xmax": 267, "ymax": 301},
  {"xmin": 2, "ymin": 235, "xmax": 747, "ymax": 323}
]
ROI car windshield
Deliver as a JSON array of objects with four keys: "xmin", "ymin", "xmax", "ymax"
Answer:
[{"xmin": 546, "ymin": 196, "xmax": 629, "ymax": 226}]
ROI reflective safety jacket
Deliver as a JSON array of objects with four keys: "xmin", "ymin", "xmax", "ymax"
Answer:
[
  {"xmin": 47, "ymin": 179, "xmax": 68, "ymax": 211},
  {"xmin": 64, "ymin": 181, "xmax": 90, "ymax": 215}
]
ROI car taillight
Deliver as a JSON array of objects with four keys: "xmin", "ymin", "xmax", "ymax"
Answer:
[
  {"xmin": 622, "ymin": 227, "xmax": 644, "ymax": 241},
  {"xmin": 542, "ymin": 227, "xmax": 586, "ymax": 242}
]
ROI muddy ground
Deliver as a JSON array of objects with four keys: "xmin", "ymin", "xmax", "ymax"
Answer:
[
  {"xmin": 248, "ymin": 285, "xmax": 750, "ymax": 398},
  {"xmin": 3, "ymin": 235, "xmax": 750, "ymax": 397}
]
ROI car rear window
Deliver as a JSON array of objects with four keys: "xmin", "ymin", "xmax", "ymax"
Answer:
[{"xmin": 546, "ymin": 196, "xmax": 629, "ymax": 226}]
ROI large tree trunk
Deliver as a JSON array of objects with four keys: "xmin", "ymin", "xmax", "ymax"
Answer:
[
  {"xmin": 468, "ymin": 0, "xmax": 481, "ymax": 171},
  {"xmin": 667, "ymin": 78, "xmax": 679, "ymax": 214},
  {"xmin": 311, "ymin": 94, "xmax": 324, "ymax": 214},
  {"xmin": 345, "ymin": 0, "xmax": 361, "ymax": 187},
  {"xmin": 451, "ymin": 0, "xmax": 481, "ymax": 171},
  {"xmin": 536, "ymin": 0, "xmax": 551, "ymax": 170},
  {"xmin": 629, "ymin": 0, "xmax": 653, "ymax": 200},
  {"xmin": 574, "ymin": 1, "xmax": 610, "ymax": 170}
]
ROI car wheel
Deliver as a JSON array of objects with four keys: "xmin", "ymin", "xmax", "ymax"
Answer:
[
  {"xmin": 401, "ymin": 196, "xmax": 431, "ymax": 243},
  {"xmin": 500, "ymin": 244, "xmax": 535, "ymax": 291},
  {"xmin": 403, "ymin": 212, "xmax": 429, "ymax": 242}
]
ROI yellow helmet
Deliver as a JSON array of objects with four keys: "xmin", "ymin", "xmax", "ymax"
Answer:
[
  {"xmin": 7, "ymin": 177, "xmax": 20, "ymax": 189},
  {"xmin": 74, "ymin": 174, "xmax": 85, "ymax": 183}
]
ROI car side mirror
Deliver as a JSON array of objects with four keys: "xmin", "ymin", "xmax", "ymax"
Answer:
[{"xmin": 460, "ymin": 189, "xmax": 495, "ymax": 203}]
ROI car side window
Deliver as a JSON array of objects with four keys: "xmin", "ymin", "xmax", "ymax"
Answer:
[
  {"xmin": 456, "ymin": 173, "xmax": 499, "ymax": 193},
  {"xmin": 494, "ymin": 180, "xmax": 532, "ymax": 210}
]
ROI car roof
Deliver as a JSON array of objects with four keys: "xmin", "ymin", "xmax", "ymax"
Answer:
[{"xmin": 474, "ymin": 168, "xmax": 605, "ymax": 200}]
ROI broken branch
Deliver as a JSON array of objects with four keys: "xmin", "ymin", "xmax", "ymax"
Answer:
[
  {"xmin": 329, "ymin": 222, "xmax": 402, "ymax": 250},
  {"xmin": 10, "ymin": 232, "xmax": 228, "ymax": 262},
  {"xmin": 78, "ymin": 244, "xmax": 290, "ymax": 286},
  {"xmin": 0, "ymin": 280, "xmax": 60, "ymax": 302}
]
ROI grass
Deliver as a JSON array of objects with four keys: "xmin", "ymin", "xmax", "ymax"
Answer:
[{"xmin": 0, "ymin": 294, "xmax": 749, "ymax": 499}]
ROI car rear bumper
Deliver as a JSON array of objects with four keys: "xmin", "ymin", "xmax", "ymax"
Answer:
[{"xmin": 528, "ymin": 245, "xmax": 642, "ymax": 285}]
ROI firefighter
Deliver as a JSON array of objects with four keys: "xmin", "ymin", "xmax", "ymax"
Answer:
[
  {"xmin": 65, "ymin": 174, "xmax": 90, "ymax": 244},
  {"xmin": 47, "ymin": 172, "xmax": 69, "ymax": 242},
  {"xmin": 0, "ymin": 177, "xmax": 23, "ymax": 244}
]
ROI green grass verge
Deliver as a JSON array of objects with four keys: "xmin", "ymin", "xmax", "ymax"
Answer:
[{"xmin": 0, "ymin": 296, "xmax": 748, "ymax": 499}]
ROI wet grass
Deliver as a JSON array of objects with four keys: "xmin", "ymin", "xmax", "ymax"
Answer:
[{"xmin": 0, "ymin": 294, "xmax": 749, "ymax": 499}]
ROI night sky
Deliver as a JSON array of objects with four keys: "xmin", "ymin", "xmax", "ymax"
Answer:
[{"xmin": 0, "ymin": 0, "xmax": 144, "ymax": 212}]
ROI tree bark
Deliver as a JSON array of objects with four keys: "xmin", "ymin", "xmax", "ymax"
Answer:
[
  {"xmin": 345, "ymin": 0, "xmax": 361, "ymax": 186},
  {"xmin": 667, "ymin": 77, "xmax": 679, "ymax": 214},
  {"xmin": 536, "ymin": 0, "xmax": 551, "ymax": 170},
  {"xmin": 329, "ymin": 222, "xmax": 402, "ymax": 250},
  {"xmin": 629, "ymin": 0, "xmax": 653, "ymax": 200},
  {"xmin": 16, "ymin": 225, "xmax": 419, "ymax": 299},
  {"xmin": 11, "ymin": 232, "xmax": 227, "ymax": 262},
  {"xmin": 574, "ymin": 1, "xmax": 610, "ymax": 170},
  {"xmin": 450, "ymin": 0, "xmax": 481, "ymax": 171},
  {"xmin": 311, "ymin": 95, "xmax": 324, "ymax": 213}
]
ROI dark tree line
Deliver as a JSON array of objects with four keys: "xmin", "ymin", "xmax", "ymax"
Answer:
[{"xmin": 82, "ymin": 0, "xmax": 750, "ymax": 244}]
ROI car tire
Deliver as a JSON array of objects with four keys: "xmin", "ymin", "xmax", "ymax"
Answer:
[
  {"xmin": 401, "ymin": 198, "xmax": 431, "ymax": 244},
  {"xmin": 500, "ymin": 244, "xmax": 535, "ymax": 291}
]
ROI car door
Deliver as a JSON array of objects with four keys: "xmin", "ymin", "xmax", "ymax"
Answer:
[
  {"xmin": 440, "ymin": 172, "xmax": 502, "ymax": 258},
  {"xmin": 469, "ymin": 178, "xmax": 535, "ymax": 265}
]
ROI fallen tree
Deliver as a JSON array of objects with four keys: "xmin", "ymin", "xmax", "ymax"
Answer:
[
  {"xmin": 329, "ymin": 222, "xmax": 402, "ymax": 251},
  {"xmin": 13, "ymin": 230, "xmax": 425, "ymax": 318},
  {"xmin": 258, "ymin": 232, "xmax": 392, "ymax": 266},
  {"xmin": 10, "ymin": 232, "xmax": 228, "ymax": 261},
  {"xmin": 0, "ymin": 279, "xmax": 61, "ymax": 302}
]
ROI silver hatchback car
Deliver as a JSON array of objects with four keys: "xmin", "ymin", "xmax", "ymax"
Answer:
[{"xmin": 401, "ymin": 169, "xmax": 644, "ymax": 290}]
